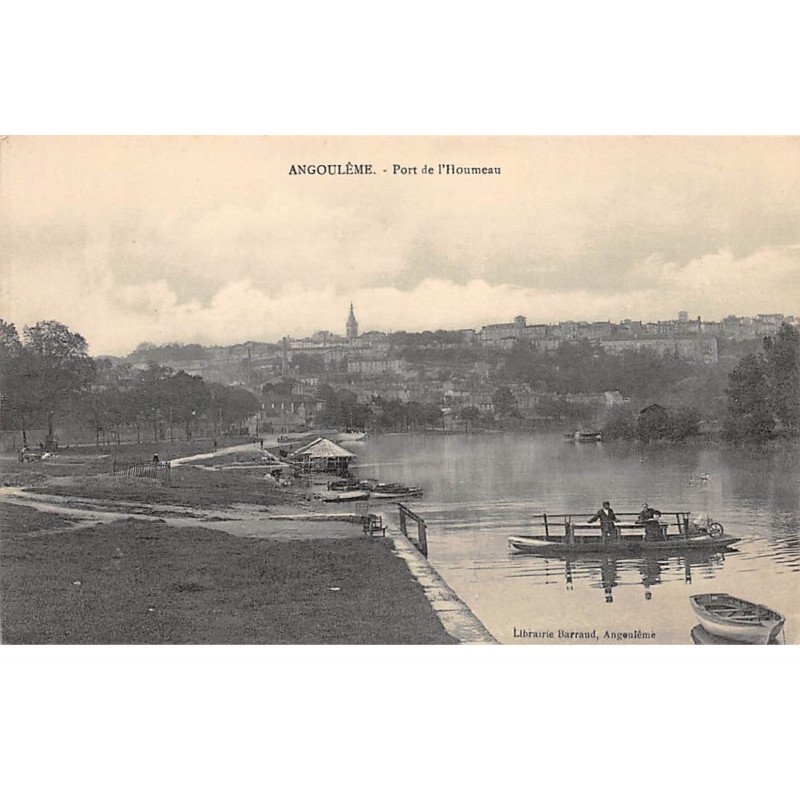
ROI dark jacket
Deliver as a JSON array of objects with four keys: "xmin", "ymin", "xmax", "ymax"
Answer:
[
  {"xmin": 644, "ymin": 518, "xmax": 665, "ymax": 541},
  {"xmin": 588, "ymin": 507, "xmax": 618, "ymax": 534},
  {"xmin": 637, "ymin": 506, "xmax": 661, "ymax": 524}
]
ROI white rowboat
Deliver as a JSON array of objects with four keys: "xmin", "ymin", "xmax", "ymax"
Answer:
[{"xmin": 689, "ymin": 593, "xmax": 785, "ymax": 644}]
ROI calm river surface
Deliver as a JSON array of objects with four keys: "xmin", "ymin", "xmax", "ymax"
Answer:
[{"xmin": 353, "ymin": 433, "xmax": 800, "ymax": 645}]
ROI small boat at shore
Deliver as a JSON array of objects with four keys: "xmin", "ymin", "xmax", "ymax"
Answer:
[
  {"xmin": 370, "ymin": 488, "xmax": 424, "ymax": 500},
  {"xmin": 689, "ymin": 593, "xmax": 785, "ymax": 644},
  {"xmin": 320, "ymin": 490, "xmax": 371, "ymax": 503},
  {"xmin": 564, "ymin": 430, "xmax": 603, "ymax": 442},
  {"xmin": 327, "ymin": 477, "xmax": 424, "ymax": 500},
  {"xmin": 333, "ymin": 431, "xmax": 368, "ymax": 442}
]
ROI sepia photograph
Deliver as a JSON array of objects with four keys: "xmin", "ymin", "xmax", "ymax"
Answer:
[{"xmin": 1, "ymin": 136, "xmax": 798, "ymax": 647}]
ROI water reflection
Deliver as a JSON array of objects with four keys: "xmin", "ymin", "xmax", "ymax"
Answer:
[
  {"xmin": 510, "ymin": 548, "xmax": 731, "ymax": 604},
  {"xmin": 690, "ymin": 625, "xmax": 783, "ymax": 645},
  {"xmin": 359, "ymin": 432, "xmax": 800, "ymax": 643}
]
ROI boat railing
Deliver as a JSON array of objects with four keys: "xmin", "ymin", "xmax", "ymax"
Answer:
[{"xmin": 534, "ymin": 511, "xmax": 691, "ymax": 540}]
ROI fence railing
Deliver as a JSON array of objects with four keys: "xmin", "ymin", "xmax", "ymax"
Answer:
[
  {"xmin": 112, "ymin": 460, "xmax": 171, "ymax": 486},
  {"xmin": 397, "ymin": 502, "xmax": 428, "ymax": 557}
]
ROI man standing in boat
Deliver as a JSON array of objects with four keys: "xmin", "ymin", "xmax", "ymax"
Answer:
[{"xmin": 588, "ymin": 500, "xmax": 619, "ymax": 544}]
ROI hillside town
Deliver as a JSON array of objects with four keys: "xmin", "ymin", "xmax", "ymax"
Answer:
[{"xmin": 116, "ymin": 306, "xmax": 797, "ymax": 435}]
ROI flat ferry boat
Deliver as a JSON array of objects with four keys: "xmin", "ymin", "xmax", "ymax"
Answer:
[
  {"xmin": 689, "ymin": 593, "xmax": 785, "ymax": 644},
  {"xmin": 508, "ymin": 511, "xmax": 739, "ymax": 555}
]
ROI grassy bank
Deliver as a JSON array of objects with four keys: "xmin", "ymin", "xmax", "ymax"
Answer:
[
  {"xmin": 0, "ymin": 514, "xmax": 456, "ymax": 644},
  {"xmin": 20, "ymin": 470, "xmax": 297, "ymax": 508},
  {"xmin": 0, "ymin": 502, "xmax": 77, "ymax": 535},
  {"xmin": 1, "ymin": 456, "xmax": 305, "ymax": 508}
]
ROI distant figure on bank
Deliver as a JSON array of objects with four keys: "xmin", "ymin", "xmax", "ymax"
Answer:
[
  {"xmin": 213, "ymin": 439, "xmax": 218, "ymax": 450},
  {"xmin": 588, "ymin": 500, "xmax": 618, "ymax": 543}
]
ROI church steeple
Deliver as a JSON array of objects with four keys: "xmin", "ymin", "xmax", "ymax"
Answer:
[{"xmin": 346, "ymin": 302, "xmax": 358, "ymax": 340}]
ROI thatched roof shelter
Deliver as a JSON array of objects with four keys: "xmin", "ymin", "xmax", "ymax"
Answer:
[{"xmin": 291, "ymin": 437, "xmax": 356, "ymax": 473}]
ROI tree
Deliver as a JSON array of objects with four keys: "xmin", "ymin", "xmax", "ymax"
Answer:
[
  {"xmin": 492, "ymin": 386, "xmax": 517, "ymax": 418},
  {"xmin": 458, "ymin": 406, "xmax": 480, "ymax": 431},
  {"xmin": 81, "ymin": 387, "xmax": 107, "ymax": 446},
  {"xmin": 292, "ymin": 352, "xmax": 325, "ymax": 375},
  {"xmin": 132, "ymin": 363, "xmax": 173, "ymax": 442},
  {"xmin": 668, "ymin": 406, "xmax": 701, "ymax": 441},
  {"xmin": 724, "ymin": 353, "xmax": 774, "ymax": 441},
  {"xmin": 602, "ymin": 406, "xmax": 637, "ymax": 440},
  {"xmin": 163, "ymin": 371, "xmax": 212, "ymax": 440},
  {"xmin": 637, "ymin": 405, "xmax": 672, "ymax": 442},
  {"xmin": 9, "ymin": 321, "xmax": 96, "ymax": 448},
  {"xmin": 316, "ymin": 385, "xmax": 371, "ymax": 430},
  {"xmin": 763, "ymin": 323, "xmax": 800, "ymax": 433},
  {"xmin": 208, "ymin": 383, "xmax": 261, "ymax": 434},
  {"xmin": 0, "ymin": 319, "xmax": 21, "ymax": 359},
  {"xmin": 0, "ymin": 321, "xmax": 25, "ymax": 439}
]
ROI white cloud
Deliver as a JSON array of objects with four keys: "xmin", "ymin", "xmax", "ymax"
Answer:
[
  {"xmin": 3, "ymin": 245, "xmax": 798, "ymax": 355},
  {"xmin": 3, "ymin": 137, "xmax": 800, "ymax": 352}
]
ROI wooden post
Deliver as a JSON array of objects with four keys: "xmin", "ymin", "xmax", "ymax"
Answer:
[
  {"xmin": 398, "ymin": 503, "xmax": 428, "ymax": 556},
  {"xmin": 398, "ymin": 503, "xmax": 408, "ymax": 536},
  {"xmin": 543, "ymin": 513, "xmax": 550, "ymax": 539},
  {"xmin": 418, "ymin": 520, "xmax": 428, "ymax": 557}
]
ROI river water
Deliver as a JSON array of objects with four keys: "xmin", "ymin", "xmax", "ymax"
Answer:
[{"xmin": 353, "ymin": 432, "xmax": 800, "ymax": 645}]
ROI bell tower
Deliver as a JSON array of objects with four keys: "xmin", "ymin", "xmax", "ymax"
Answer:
[{"xmin": 346, "ymin": 302, "xmax": 358, "ymax": 340}]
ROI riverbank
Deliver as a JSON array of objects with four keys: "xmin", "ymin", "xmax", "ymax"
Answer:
[
  {"xmin": 0, "ymin": 503, "xmax": 457, "ymax": 644},
  {"xmin": 0, "ymin": 438, "xmax": 483, "ymax": 644}
]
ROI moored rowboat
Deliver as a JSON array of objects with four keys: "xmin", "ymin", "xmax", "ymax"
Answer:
[
  {"xmin": 689, "ymin": 593, "xmax": 785, "ymax": 644},
  {"xmin": 333, "ymin": 431, "xmax": 367, "ymax": 442},
  {"xmin": 321, "ymin": 490, "xmax": 371, "ymax": 503}
]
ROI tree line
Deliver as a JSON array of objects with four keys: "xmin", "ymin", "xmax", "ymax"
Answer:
[
  {"xmin": 315, "ymin": 385, "xmax": 443, "ymax": 431},
  {"xmin": 1, "ymin": 319, "xmax": 261, "ymax": 447},
  {"xmin": 723, "ymin": 322, "xmax": 799, "ymax": 441},
  {"xmin": 598, "ymin": 323, "xmax": 799, "ymax": 443}
]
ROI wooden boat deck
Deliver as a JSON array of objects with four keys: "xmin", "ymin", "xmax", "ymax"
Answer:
[{"xmin": 509, "ymin": 510, "xmax": 738, "ymax": 554}]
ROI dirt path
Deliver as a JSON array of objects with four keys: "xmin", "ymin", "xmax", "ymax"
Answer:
[
  {"xmin": 0, "ymin": 486, "xmax": 362, "ymax": 541},
  {"xmin": 168, "ymin": 440, "xmax": 270, "ymax": 466}
]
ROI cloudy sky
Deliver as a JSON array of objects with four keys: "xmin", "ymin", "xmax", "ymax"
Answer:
[{"xmin": 1, "ymin": 136, "xmax": 799, "ymax": 355}]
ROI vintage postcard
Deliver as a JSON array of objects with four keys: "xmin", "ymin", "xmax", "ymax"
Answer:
[{"xmin": 1, "ymin": 136, "xmax": 798, "ymax": 645}]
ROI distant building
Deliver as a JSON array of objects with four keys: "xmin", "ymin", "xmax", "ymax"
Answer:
[
  {"xmin": 480, "ymin": 321, "xmax": 519, "ymax": 345},
  {"xmin": 346, "ymin": 303, "xmax": 359, "ymax": 340},
  {"xmin": 678, "ymin": 311, "xmax": 689, "ymax": 323},
  {"xmin": 359, "ymin": 330, "xmax": 387, "ymax": 343},
  {"xmin": 347, "ymin": 357, "xmax": 405, "ymax": 375},
  {"xmin": 600, "ymin": 336, "xmax": 718, "ymax": 364},
  {"xmin": 603, "ymin": 391, "xmax": 626, "ymax": 406}
]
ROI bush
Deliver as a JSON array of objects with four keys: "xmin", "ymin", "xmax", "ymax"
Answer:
[{"xmin": 602, "ymin": 407, "xmax": 637, "ymax": 440}]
